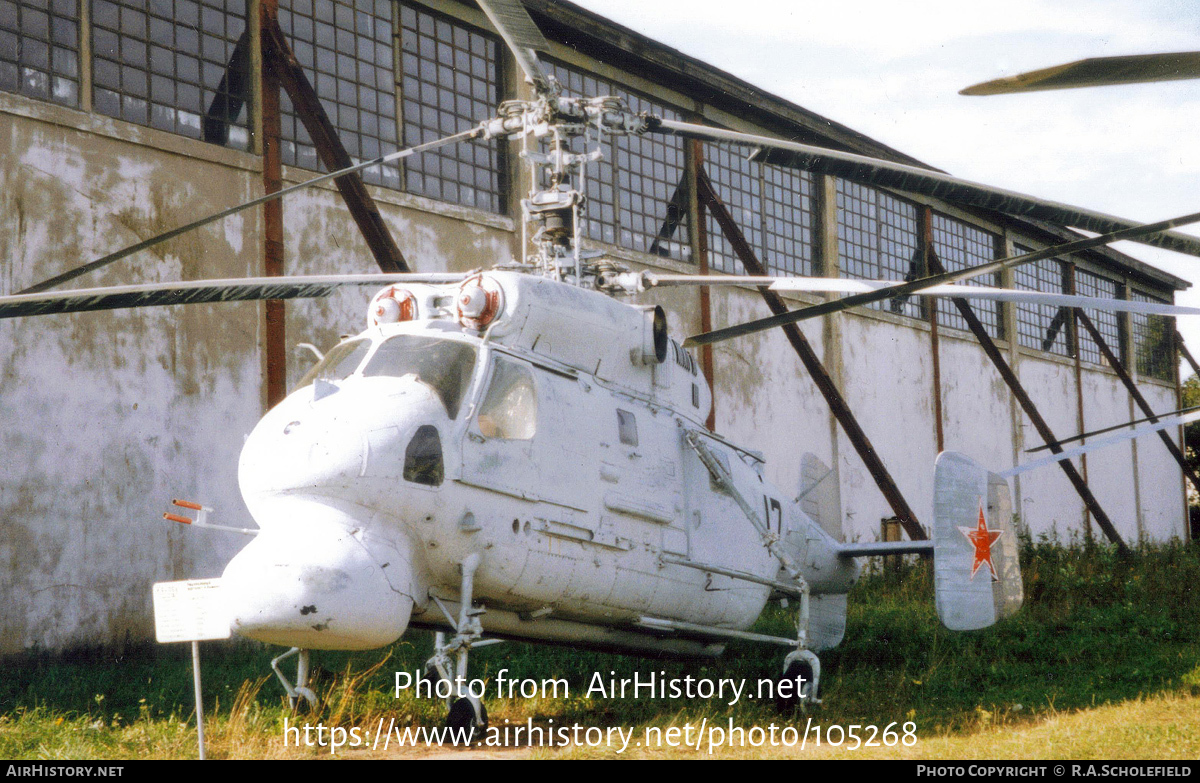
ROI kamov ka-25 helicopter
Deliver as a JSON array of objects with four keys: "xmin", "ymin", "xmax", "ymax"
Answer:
[{"xmin": 7, "ymin": 0, "xmax": 1200, "ymax": 733}]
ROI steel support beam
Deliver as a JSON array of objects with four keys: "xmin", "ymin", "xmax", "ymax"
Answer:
[
  {"xmin": 261, "ymin": 17, "xmax": 408, "ymax": 273},
  {"xmin": 686, "ymin": 140, "xmax": 716, "ymax": 431},
  {"xmin": 1177, "ymin": 331, "xmax": 1200, "ymax": 380},
  {"xmin": 1075, "ymin": 310, "xmax": 1200, "ymax": 504},
  {"xmin": 919, "ymin": 207, "xmax": 945, "ymax": 451},
  {"xmin": 923, "ymin": 252, "xmax": 1128, "ymax": 553},
  {"xmin": 1066, "ymin": 266, "xmax": 1092, "ymax": 538},
  {"xmin": 696, "ymin": 166, "xmax": 925, "ymax": 540},
  {"xmin": 260, "ymin": 0, "xmax": 286, "ymax": 409}
]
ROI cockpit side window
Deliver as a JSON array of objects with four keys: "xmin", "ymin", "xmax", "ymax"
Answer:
[
  {"xmin": 476, "ymin": 358, "xmax": 537, "ymax": 441},
  {"xmin": 297, "ymin": 339, "xmax": 371, "ymax": 388},
  {"xmin": 362, "ymin": 336, "xmax": 478, "ymax": 419}
]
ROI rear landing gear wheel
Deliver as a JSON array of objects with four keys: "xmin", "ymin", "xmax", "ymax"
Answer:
[
  {"xmin": 775, "ymin": 657, "xmax": 819, "ymax": 714},
  {"xmin": 446, "ymin": 697, "xmax": 488, "ymax": 741}
]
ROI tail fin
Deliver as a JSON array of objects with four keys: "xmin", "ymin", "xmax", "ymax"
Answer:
[{"xmin": 933, "ymin": 452, "xmax": 1023, "ymax": 631}]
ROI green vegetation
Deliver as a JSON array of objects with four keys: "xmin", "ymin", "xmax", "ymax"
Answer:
[{"xmin": 2, "ymin": 538, "xmax": 1199, "ymax": 759}]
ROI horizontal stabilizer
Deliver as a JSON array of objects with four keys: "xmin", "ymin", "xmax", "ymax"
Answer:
[
  {"xmin": 933, "ymin": 452, "xmax": 1023, "ymax": 631},
  {"xmin": 836, "ymin": 540, "xmax": 934, "ymax": 558}
]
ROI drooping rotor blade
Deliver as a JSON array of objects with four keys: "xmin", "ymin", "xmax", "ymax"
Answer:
[
  {"xmin": 475, "ymin": 0, "xmax": 553, "ymax": 95},
  {"xmin": 19, "ymin": 128, "xmax": 484, "ymax": 295},
  {"xmin": 684, "ymin": 206, "xmax": 1200, "ymax": 348},
  {"xmin": 1026, "ymin": 405, "xmax": 1200, "ymax": 454},
  {"xmin": 648, "ymin": 118, "xmax": 1200, "ymax": 258},
  {"xmin": 645, "ymin": 274, "xmax": 1200, "ymax": 318},
  {"xmin": 961, "ymin": 52, "xmax": 1200, "ymax": 96},
  {"xmin": 1001, "ymin": 409, "xmax": 1200, "ymax": 479},
  {"xmin": 0, "ymin": 274, "xmax": 466, "ymax": 320}
]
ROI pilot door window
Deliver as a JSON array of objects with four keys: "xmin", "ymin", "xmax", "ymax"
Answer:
[{"xmin": 476, "ymin": 358, "xmax": 537, "ymax": 440}]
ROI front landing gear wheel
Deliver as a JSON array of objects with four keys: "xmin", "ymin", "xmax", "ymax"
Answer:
[
  {"xmin": 446, "ymin": 697, "xmax": 488, "ymax": 741},
  {"xmin": 775, "ymin": 652, "xmax": 820, "ymax": 713}
]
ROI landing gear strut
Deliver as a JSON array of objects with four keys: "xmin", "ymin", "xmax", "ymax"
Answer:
[
  {"xmin": 272, "ymin": 646, "xmax": 318, "ymax": 710},
  {"xmin": 425, "ymin": 553, "xmax": 501, "ymax": 739}
]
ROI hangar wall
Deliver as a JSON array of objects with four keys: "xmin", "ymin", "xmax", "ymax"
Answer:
[{"xmin": 0, "ymin": 0, "xmax": 1189, "ymax": 655}]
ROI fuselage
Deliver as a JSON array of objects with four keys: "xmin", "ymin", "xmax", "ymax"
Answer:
[{"xmin": 221, "ymin": 272, "xmax": 858, "ymax": 656}]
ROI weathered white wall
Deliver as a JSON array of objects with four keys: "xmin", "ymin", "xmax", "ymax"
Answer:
[{"xmin": 0, "ymin": 97, "xmax": 519, "ymax": 655}]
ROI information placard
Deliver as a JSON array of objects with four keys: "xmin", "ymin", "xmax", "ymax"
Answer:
[{"xmin": 152, "ymin": 579, "xmax": 231, "ymax": 643}]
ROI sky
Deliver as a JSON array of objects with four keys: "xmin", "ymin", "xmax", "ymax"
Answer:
[{"xmin": 568, "ymin": 0, "xmax": 1200, "ymax": 367}]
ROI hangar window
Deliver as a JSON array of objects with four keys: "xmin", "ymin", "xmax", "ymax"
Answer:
[
  {"xmin": 1074, "ymin": 268, "xmax": 1123, "ymax": 367},
  {"xmin": 548, "ymin": 59, "xmax": 690, "ymax": 262},
  {"xmin": 399, "ymin": 2, "xmax": 504, "ymax": 210},
  {"xmin": 703, "ymin": 143, "xmax": 815, "ymax": 277},
  {"xmin": 279, "ymin": 0, "xmax": 399, "ymax": 188},
  {"xmin": 91, "ymin": 0, "xmax": 249, "ymax": 149},
  {"xmin": 477, "ymin": 357, "xmax": 537, "ymax": 440},
  {"xmin": 1013, "ymin": 248, "xmax": 1073, "ymax": 358},
  {"xmin": 763, "ymin": 164, "xmax": 815, "ymax": 277},
  {"xmin": 704, "ymin": 141, "xmax": 762, "ymax": 274},
  {"xmin": 1130, "ymin": 290, "xmax": 1175, "ymax": 382},
  {"xmin": 931, "ymin": 213, "xmax": 1004, "ymax": 339},
  {"xmin": 0, "ymin": 0, "xmax": 79, "ymax": 107},
  {"xmin": 836, "ymin": 180, "xmax": 922, "ymax": 319},
  {"xmin": 616, "ymin": 88, "xmax": 689, "ymax": 260}
]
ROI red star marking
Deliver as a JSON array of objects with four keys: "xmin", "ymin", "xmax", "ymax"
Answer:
[{"xmin": 957, "ymin": 503, "xmax": 1003, "ymax": 582}]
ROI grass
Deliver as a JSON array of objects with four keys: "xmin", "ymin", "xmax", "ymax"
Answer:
[{"xmin": 2, "ymin": 537, "xmax": 1199, "ymax": 760}]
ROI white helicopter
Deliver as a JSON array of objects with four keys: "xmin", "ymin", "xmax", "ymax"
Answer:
[{"xmin": 6, "ymin": 0, "xmax": 1200, "ymax": 733}]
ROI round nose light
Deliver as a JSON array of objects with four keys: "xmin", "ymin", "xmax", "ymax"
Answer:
[{"xmin": 455, "ymin": 274, "xmax": 504, "ymax": 330}]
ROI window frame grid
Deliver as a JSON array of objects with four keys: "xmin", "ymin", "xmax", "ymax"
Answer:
[
  {"xmin": 614, "ymin": 88, "xmax": 689, "ymax": 262},
  {"xmin": 762, "ymin": 163, "xmax": 815, "ymax": 277},
  {"xmin": 279, "ymin": 0, "xmax": 400, "ymax": 190},
  {"xmin": 399, "ymin": 0, "xmax": 504, "ymax": 210},
  {"xmin": 0, "ymin": 0, "xmax": 80, "ymax": 108},
  {"xmin": 1073, "ymin": 268, "xmax": 1124, "ymax": 367},
  {"xmin": 1013, "ymin": 248, "xmax": 1073, "ymax": 358},
  {"xmin": 835, "ymin": 179, "xmax": 922, "ymax": 319},
  {"xmin": 703, "ymin": 141, "xmax": 763, "ymax": 275},
  {"xmin": 91, "ymin": 0, "xmax": 250, "ymax": 148},
  {"xmin": 1130, "ymin": 289, "xmax": 1176, "ymax": 382},
  {"xmin": 930, "ymin": 212, "xmax": 1004, "ymax": 340}
]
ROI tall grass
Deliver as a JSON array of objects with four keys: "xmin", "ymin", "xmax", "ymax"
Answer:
[{"xmin": 2, "ymin": 538, "xmax": 1198, "ymax": 758}]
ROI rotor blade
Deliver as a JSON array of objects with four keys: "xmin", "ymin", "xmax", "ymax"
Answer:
[
  {"xmin": 683, "ymin": 206, "xmax": 1200, "ymax": 348},
  {"xmin": 1026, "ymin": 405, "xmax": 1200, "ymax": 454},
  {"xmin": 0, "ymin": 274, "xmax": 466, "ymax": 320},
  {"xmin": 19, "ymin": 128, "xmax": 484, "ymax": 295},
  {"xmin": 474, "ymin": 0, "xmax": 552, "ymax": 95},
  {"xmin": 1001, "ymin": 409, "xmax": 1200, "ymax": 479},
  {"xmin": 647, "ymin": 274, "xmax": 1200, "ymax": 318},
  {"xmin": 961, "ymin": 52, "xmax": 1200, "ymax": 96},
  {"xmin": 649, "ymin": 118, "xmax": 1200, "ymax": 258}
]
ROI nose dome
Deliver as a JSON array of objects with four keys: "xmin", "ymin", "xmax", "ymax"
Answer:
[{"xmin": 221, "ymin": 518, "xmax": 412, "ymax": 650}]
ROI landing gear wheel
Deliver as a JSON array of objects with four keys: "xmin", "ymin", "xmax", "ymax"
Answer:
[
  {"xmin": 446, "ymin": 697, "xmax": 488, "ymax": 741},
  {"xmin": 775, "ymin": 659, "xmax": 817, "ymax": 714}
]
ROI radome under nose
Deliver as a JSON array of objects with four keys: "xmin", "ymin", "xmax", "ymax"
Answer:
[{"xmin": 221, "ymin": 519, "xmax": 413, "ymax": 650}]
